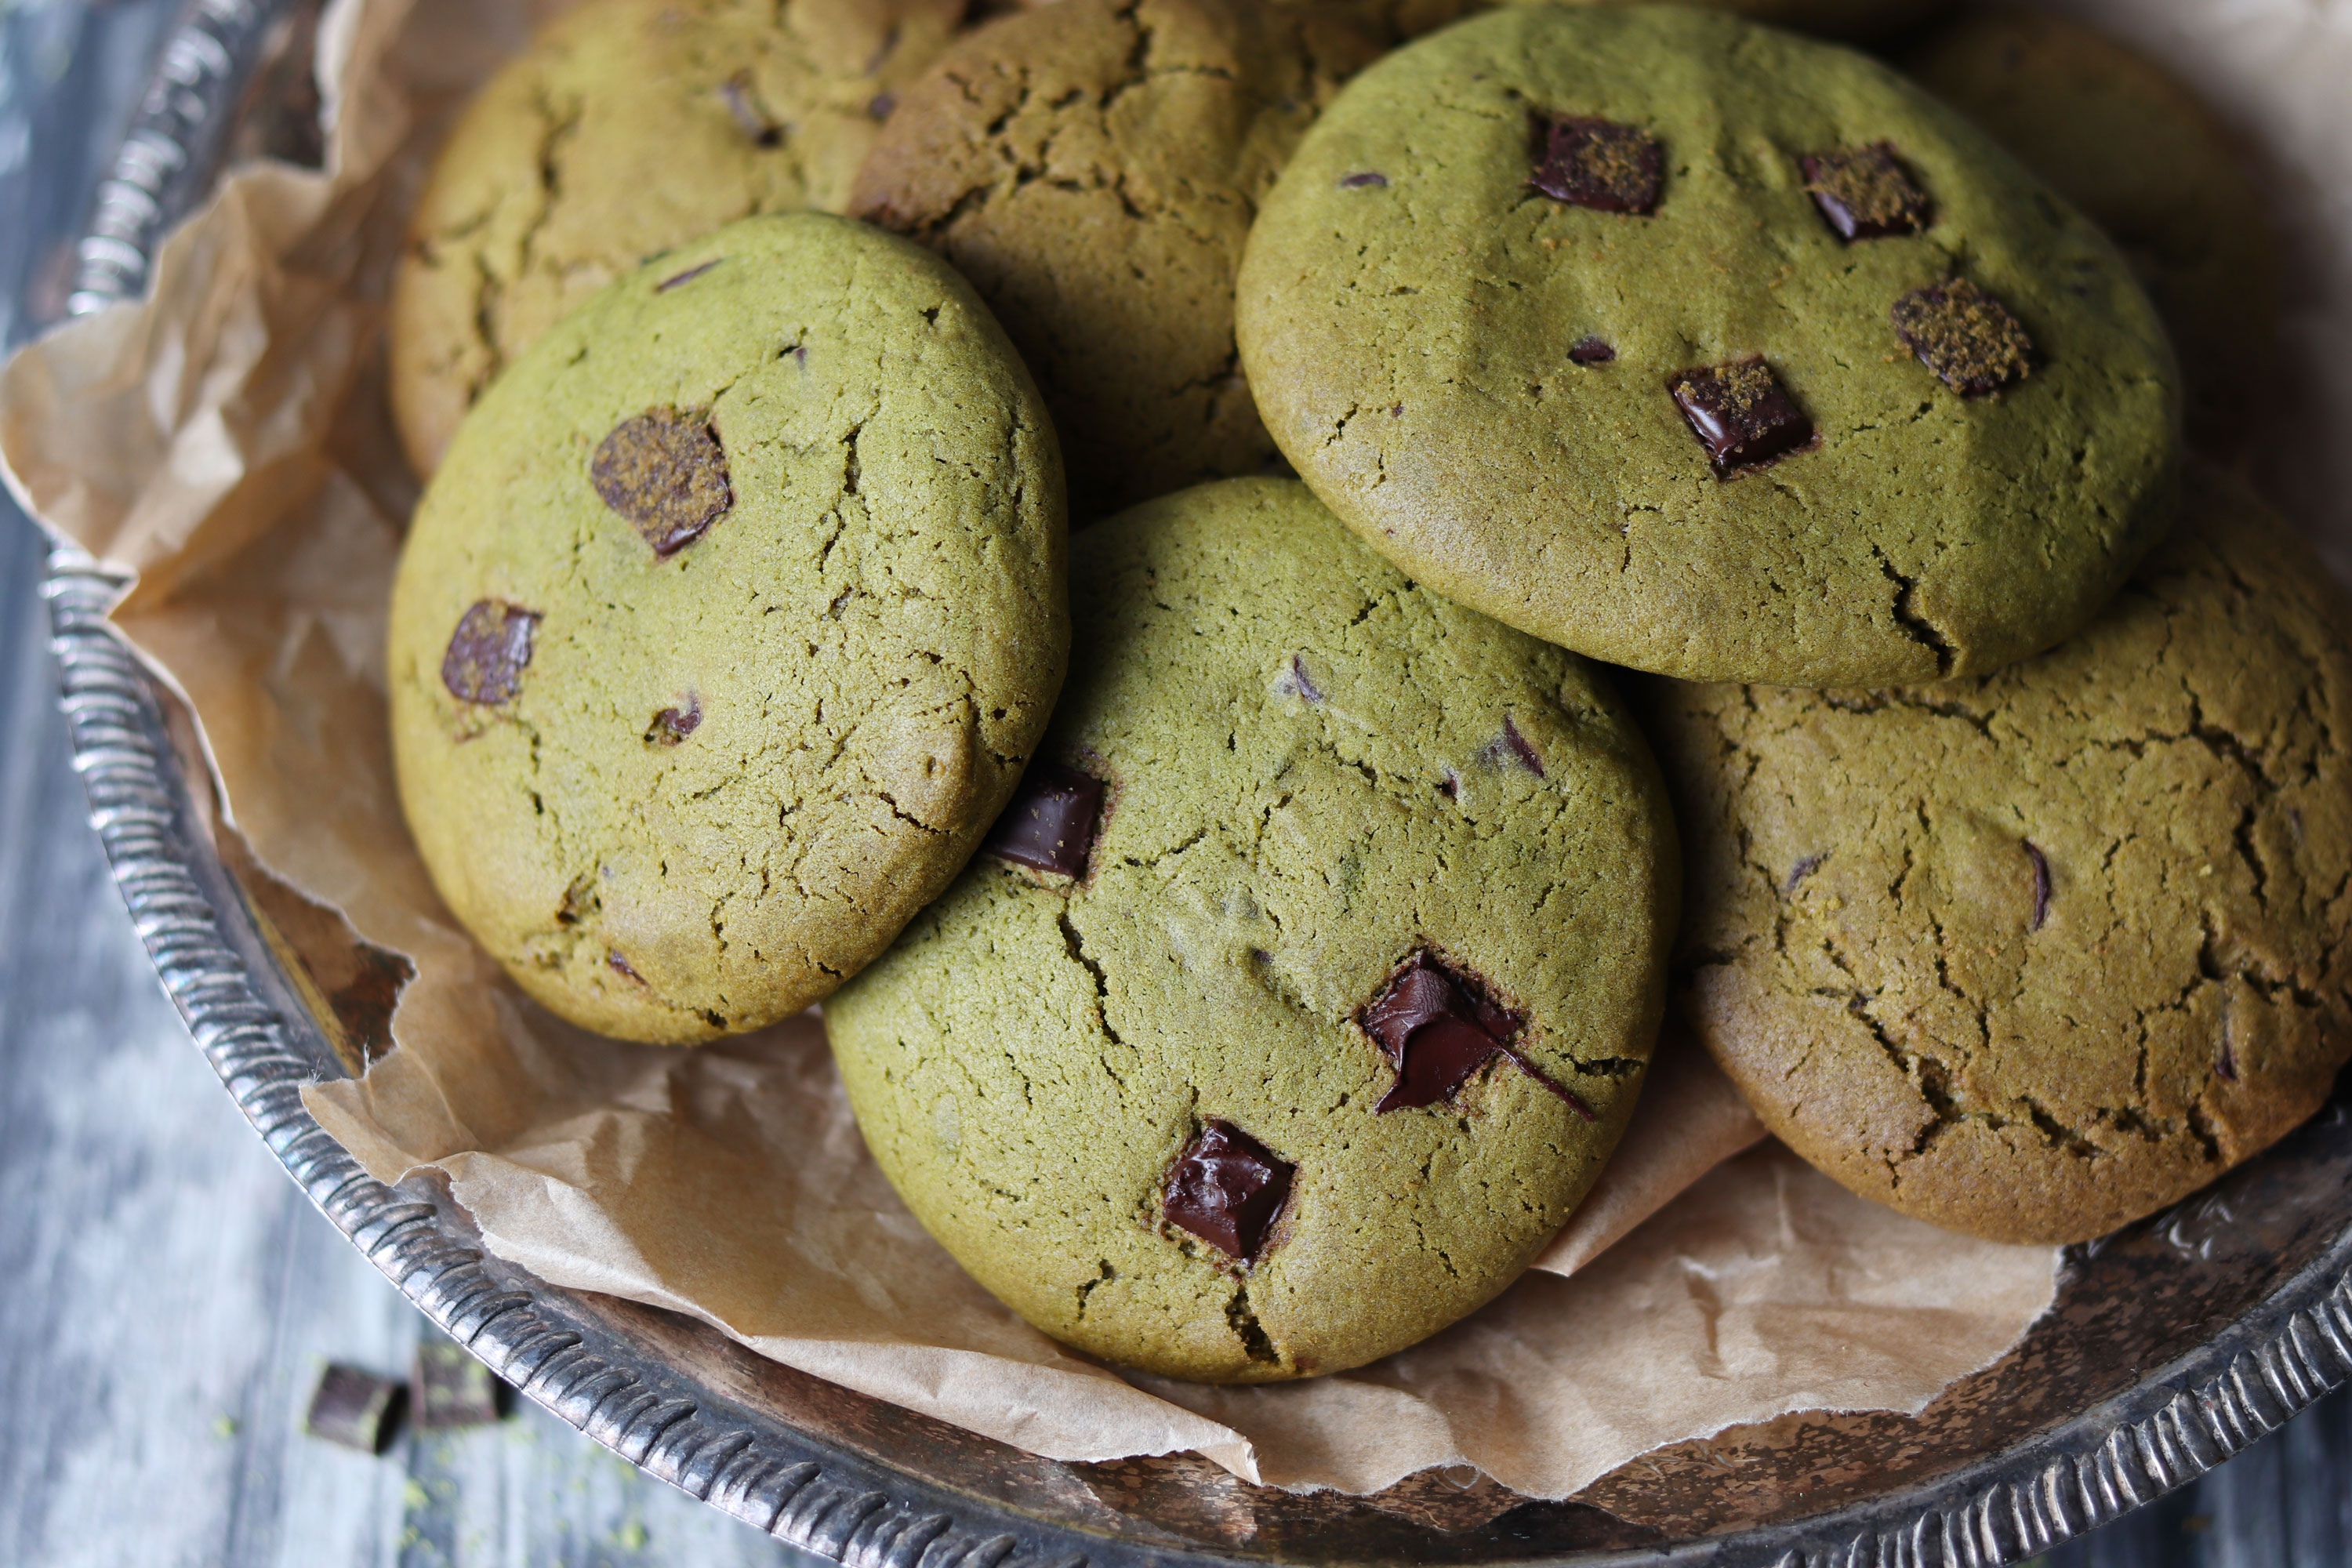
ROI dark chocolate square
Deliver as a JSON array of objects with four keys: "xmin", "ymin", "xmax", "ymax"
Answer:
[
  {"xmin": 441, "ymin": 601, "xmax": 540, "ymax": 706},
  {"xmin": 986, "ymin": 762, "xmax": 1105, "ymax": 878},
  {"xmin": 591, "ymin": 408, "xmax": 733, "ymax": 556},
  {"xmin": 1361, "ymin": 955, "xmax": 1595, "ymax": 1119},
  {"xmin": 1531, "ymin": 115, "xmax": 1662, "ymax": 215},
  {"xmin": 1668, "ymin": 357, "xmax": 1816, "ymax": 476},
  {"xmin": 1163, "ymin": 1121, "xmax": 1294, "ymax": 1262},
  {"xmin": 1893, "ymin": 278, "xmax": 2034, "ymax": 397},
  {"xmin": 412, "ymin": 1338, "xmax": 506, "ymax": 1431},
  {"xmin": 305, "ymin": 1364, "xmax": 404, "ymax": 1454},
  {"xmin": 1802, "ymin": 143, "xmax": 1930, "ymax": 241}
]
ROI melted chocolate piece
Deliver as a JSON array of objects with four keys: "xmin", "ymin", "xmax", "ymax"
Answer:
[
  {"xmin": 1569, "ymin": 336, "xmax": 1617, "ymax": 365},
  {"xmin": 1893, "ymin": 279, "xmax": 2034, "ymax": 397},
  {"xmin": 592, "ymin": 408, "xmax": 733, "ymax": 556},
  {"xmin": 441, "ymin": 601, "xmax": 540, "ymax": 706},
  {"xmin": 1802, "ymin": 143, "xmax": 1930, "ymax": 241},
  {"xmin": 1530, "ymin": 115, "xmax": 1662, "ymax": 214},
  {"xmin": 305, "ymin": 1364, "xmax": 403, "ymax": 1454},
  {"xmin": 1164, "ymin": 1121, "xmax": 1294, "ymax": 1263},
  {"xmin": 1341, "ymin": 171, "xmax": 1390, "ymax": 189},
  {"xmin": 1668, "ymin": 357, "xmax": 1816, "ymax": 476},
  {"xmin": 1363, "ymin": 956, "xmax": 1596, "ymax": 1119},
  {"xmin": 646, "ymin": 695, "xmax": 702, "ymax": 746},
  {"xmin": 986, "ymin": 762, "xmax": 1104, "ymax": 878}
]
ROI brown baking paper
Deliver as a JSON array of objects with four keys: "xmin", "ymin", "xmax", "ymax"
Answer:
[{"xmin": 20, "ymin": 0, "xmax": 2347, "ymax": 1501}]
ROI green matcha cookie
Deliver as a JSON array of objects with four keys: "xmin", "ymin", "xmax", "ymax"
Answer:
[
  {"xmin": 1236, "ymin": 5, "xmax": 2181, "ymax": 687},
  {"xmin": 848, "ymin": 0, "xmax": 1388, "ymax": 520},
  {"xmin": 826, "ymin": 477, "xmax": 1677, "ymax": 1381},
  {"xmin": 1510, "ymin": 0, "xmax": 1951, "ymax": 45},
  {"xmin": 1657, "ymin": 466, "xmax": 2352, "ymax": 1246},
  {"xmin": 389, "ymin": 214, "xmax": 1067, "ymax": 1045},
  {"xmin": 390, "ymin": 0, "xmax": 965, "ymax": 480},
  {"xmin": 1901, "ymin": 6, "xmax": 2281, "ymax": 454}
]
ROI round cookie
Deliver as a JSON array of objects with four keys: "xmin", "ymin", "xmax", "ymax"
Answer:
[
  {"xmin": 1509, "ymin": 0, "xmax": 1951, "ymax": 46},
  {"xmin": 1655, "ymin": 465, "xmax": 2352, "ymax": 1246},
  {"xmin": 1236, "ymin": 5, "xmax": 2181, "ymax": 688},
  {"xmin": 390, "ymin": 0, "xmax": 965, "ymax": 481},
  {"xmin": 389, "ymin": 214, "xmax": 1068, "ymax": 1046},
  {"xmin": 1900, "ymin": 6, "xmax": 2281, "ymax": 454},
  {"xmin": 826, "ymin": 477, "xmax": 1679, "ymax": 1382},
  {"xmin": 848, "ymin": 0, "xmax": 1388, "ymax": 521}
]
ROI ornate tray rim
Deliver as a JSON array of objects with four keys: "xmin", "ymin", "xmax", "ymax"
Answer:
[{"xmin": 40, "ymin": 2, "xmax": 2352, "ymax": 1565}]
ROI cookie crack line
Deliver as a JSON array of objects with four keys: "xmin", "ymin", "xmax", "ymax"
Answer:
[{"xmin": 1868, "ymin": 545, "xmax": 1955, "ymax": 676}]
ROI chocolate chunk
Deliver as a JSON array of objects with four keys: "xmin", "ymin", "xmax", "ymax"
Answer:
[
  {"xmin": 1363, "ymin": 958, "xmax": 1515, "ymax": 1111},
  {"xmin": 2025, "ymin": 841, "xmax": 2051, "ymax": 931},
  {"xmin": 1569, "ymin": 336, "xmax": 1616, "ymax": 365},
  {"xmin": 986, "ymin": 762, "xmax": 1104, "ymax": 878},
  {"xmin": 720, "ymin": 74, "xmax": 782, "ymax": 147},
  {"xmin": 1363, "ymin": 955, "xmax": 1595, "ymax": 1119},
  {"xmin": 1340, "ymin": 171, "xmax": 1389, "ymax": 189},
  {"xmin": 1893, "ymin": 279, "xmax": 2034, "ymax": 397},
  {"xmin": 304, "ymin": 1364, "xmax": 404, "ymax": 1454},
  {"xmin": 646, "ymin": 695, "xmax": 702, "ymax": 746},
  {"xmin": 441, "ymin": 601, "xmax": 540, "ymax": 706},
  {"xmin": 867, "ymin": 93, "xmax": 896, "ymax": 119},
  {"xmin": 591, "ymin": 408, "xmax": 733, "ymax": 556},
  {"xmin": 1163, "ymin": 1121, "xmax": 1294, "ymax": 1263},
  {"xmin": 412, "ymin": 1337, "xmax": 506, "ymax": 1431},
  {"xmin": 1501, "ymin": 716, "xmax": 1544, "ymax": 778},
  {"xmin": 1802, "ymin": 143, "xmax": 1930, "ymax": 241},
  {"xmin": 656, "ymin": 260, "xmax": 724, "ymax": 292},
  {"xmin": 1530, "ymin": 115, "xmax": 1662, "ymax": 214},
  {"xmin": 1668, "ymin": 356, "xmax": 1816, "ymax": 476},
  {"xmin": 1276, "ymin": 653, "xmax": 1325, "ymax": 704}
]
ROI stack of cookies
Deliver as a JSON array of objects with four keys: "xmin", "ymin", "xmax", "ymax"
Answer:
[{"xmin": 384, "ymin": 0, "xmax": 2352, "ymax": 1385}]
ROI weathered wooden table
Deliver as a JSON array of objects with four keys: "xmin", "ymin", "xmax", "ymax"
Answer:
[{"xmin": 0, "ymin": 2, "xmax": 2344, "ymax": 1565}]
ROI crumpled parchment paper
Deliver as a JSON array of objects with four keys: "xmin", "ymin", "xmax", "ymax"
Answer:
[{"xmin": 15, "ymin": 0, "xmax": 2345, "ymax": 1501}]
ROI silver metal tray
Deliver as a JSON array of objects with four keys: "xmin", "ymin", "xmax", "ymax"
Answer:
[{"xmin": 44, "ymin": 2, "xmax": 2352, "ymax": 1563}]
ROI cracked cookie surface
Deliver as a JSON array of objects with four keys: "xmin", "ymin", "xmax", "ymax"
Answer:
[
  {"xmin": 825, "ymin": 477, "xmax": 1678, "ymax": 1381},
  {"xmin": 1653, "ymin": 466, "xmax": 2352, "ymax": 1244},
  {"xmin": 848, "ymin": 0, "xmax": 1391, "ymax": 521},
  {"xmin": 1504, "ymin": 0, "xmax": 1952, "ymax": 45},
  {"xmin": 1235, "ymin": 5, "xmax": 2181, "ymax": 687},
  {"xmin": 389, "ymin": 0, "xmax": 964, "ymax": 481},
  {"xmin": 1900, "ymin": 5, "xmax": 2281, "ymax": 455},
  {"xmin": 388, "ymin": 214, "xmax": 1068, "ymax": 1045}
]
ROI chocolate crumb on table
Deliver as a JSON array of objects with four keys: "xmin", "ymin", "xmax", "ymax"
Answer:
[
  {"xmin": 1893, "ymin": 278, "xmax": 2035, "ymax": 395},
  {"xmin": 412, "ymin": 1338, "xmax": 507, "ymax": 1432},
  {"xmin": 304, "ymin": 1364, "xmax": 405, "ymax": 1454},
  {"xmin": 1668, "ymin": 356, "xmax": 1817, "ymax": 475},
  {"xmin": 1802, "ymin": 143, "xmax": 1931, "ymax": 239}
]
